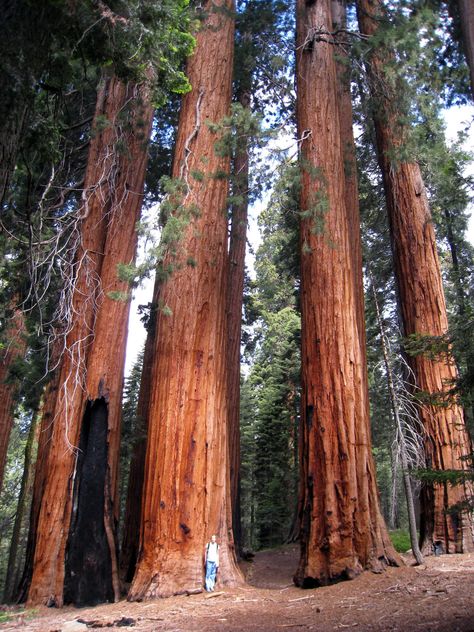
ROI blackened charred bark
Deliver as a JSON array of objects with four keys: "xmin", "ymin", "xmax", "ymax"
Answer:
[
  {"xmin": 64, "ymin": 399, "xmax": 114, "ymax": 607},
  {"xmin": 27, "ymin": 73, "xmax": 154, "ymax": 607}
]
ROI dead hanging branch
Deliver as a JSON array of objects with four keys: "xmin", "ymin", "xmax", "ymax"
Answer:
[
  {"xmin": 369, "ymin": 269, "xmax": 424, "ymax": 565},
  {"xmin": 298, "ymin": 25, "xmax": 369, "ymax": 52}
]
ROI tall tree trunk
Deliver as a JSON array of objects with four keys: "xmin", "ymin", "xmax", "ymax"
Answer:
[
  {"xmin": 226, "ymin": 86, "xmax": 250, "ymax": 557},
  {"xmin": 128, "ymin": 0, "xmax": 243, "ymax": 600},
  {"xmin": 15, "ymin": 364, "xmax": 60, "ymax": 603},
  {"xmin": 0, "ymin": 104, "xmax": 28, "ymax": 209},
  {"xmin": 0, "ymin": 305, "xmax": 27, "ymax": 494},
  {"xmin": 3, "ymin": 407, "xmax": 41, "ymax": 603},
  {"xmin": 459, "ymin": 0, "xmax": 474, "ymax": 101},
  {"xmin": 119, "ymin": 285, "xmax": 159, "ymax": 584},
  {"xmin": 294, "ymin": 0, "xmax": 398, "ymax": 587},
  {"xmin": 331, "ymin": 0, "xmax": 366, "ymax": 356},
  {"xmin": 357, "ymin": 0, "xmax": 474, "ymax": 555},
  {"xmin": 27, "ymin": 73, "xmax": 154, "ymax": 607}
]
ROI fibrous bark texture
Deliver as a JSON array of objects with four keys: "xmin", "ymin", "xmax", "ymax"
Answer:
[
  {"xmin": 357, "ymin": 0, "xmax": 474, "ymax": 554},
  {"xmin": 459, "ymin": 0, "xmax": 474, "ymax": 101},
  {"xmin": 0, "ymin": 305, "xmax": 27, "ymax": 494},
  {"xmin": 16, "ymin": 363, "xmax": 60, "ymax": 603},
  {"xmin": 294, "ymin": 0, "xmax": 399, "ymax": 587},
  {"xmin": 128, "ymin": 0, "xmax": 243, "ymax": 600},
  {"xmin": 27, "ymin": 73, "xmax": 154, "ymax": 607}
]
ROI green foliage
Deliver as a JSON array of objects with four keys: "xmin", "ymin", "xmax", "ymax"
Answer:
[
  {"xmin": 0, "ymin": 412, "xmax": 30, "ymax": 593},
  {"xmin": 240, "ymin": 164, "xmax": 301, "ymax": 550},
  {"xmin": 207, "ymin": 103, "xmax": 269, "ymax": 160},
  {"xmin": 403, "ymin": 333, "xmax": 451, "ymax": 362},
  {"xmin": 389, "ymin": 529, "xmax": 412, "ymax": 553},
  {"xmin": 415, "ymin": 453, "xmax": 474, "ymax": 515},
  {"xmin": 118, "ymin": 350, "xmax": 145, "ymax": 540}
]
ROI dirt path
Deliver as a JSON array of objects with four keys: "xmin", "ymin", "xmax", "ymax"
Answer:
[{"xmin": 1, "ymin": 545, "xmax": 474, "ymax": 631}]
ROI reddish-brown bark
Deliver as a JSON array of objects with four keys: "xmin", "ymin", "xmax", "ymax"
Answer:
[
  {"xmin": 0, "ymin": 305, "xmax": 27, "ymax": 494},
  {"xmin": 331, "ymin": 0, "xmax": 366, "ymax": 356},
  {"xmin": 128, "ymin": 1, "xmax": 243, "ymax": 600},
  {"xmin": 357, "ymin": 0, "xmax": 474, "ymax": 554},
  {"xmin": 459, "ymin": 0, "xmax": 474, "ymax": 101},
  {"xmin": 294, "ymin": 0, "xmax": 398, "ymax": 587},
  {"xmin": 226, "ymin": 87, "xmax": 251, "ymax": 555},
  {"xmin": 27, "ymin": 74, "xmax": 154, "ymax": 607},
  {"xmin": 15, "ymin": 366, "xmax": 59, "ymax": 603}
]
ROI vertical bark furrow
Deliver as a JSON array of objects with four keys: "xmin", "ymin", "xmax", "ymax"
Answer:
[
  {"xmin": 129, "ymin": 0, "xmax": 242, "ymax": 600},
  {"xmin": 27, "ymin": 74, "xmax": 154, "ymax": 606},
  {"xmin": 356, "ymin": 0, "xmax": 474, "ymax": 554},
  {"xmin": 295, "ymin": 0, "xmax": 398, "ymax": 587}
]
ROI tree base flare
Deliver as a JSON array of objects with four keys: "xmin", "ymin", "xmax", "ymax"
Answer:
[{"xmin": 294, "ymin": 554, "xmax": 400, "ymax": 589}]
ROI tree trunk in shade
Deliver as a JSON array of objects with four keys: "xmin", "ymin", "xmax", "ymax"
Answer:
[
  {"xmin": 128, "ymin": 1, "xmax": 243, "ymax": 600},
  {"xmin": 294, "ymin": 0, "xmax": 399, "ymax": 587},
  {"xmin": 3, "ymin": 405, "xmax": 41, "ymax": 603},
  {"xmin": 356, "ymin": 0, "xmax": 474, "ymax": 554},
  {"xmin": 15, "ymin": 359, "xmax": 60, "ymax": 603},
  {"xmin": 459, "ymin": 0, "xmax": 474, "ymax": 101},
  {"xmin": 26, "ymin": 73, "xmax": 154, "ymax": 607},
  {"xmin": 0, "ymin": 305, "xmax": 27, "ymax": 494},
  {"xmin": 226, "ymin": 86, "xmax": 251, "ymax": 556}
]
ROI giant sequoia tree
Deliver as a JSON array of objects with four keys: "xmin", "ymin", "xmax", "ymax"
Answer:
[
  {"xmin": 356, "ymin": 0, "xmax": 474, "ymax": 554},
  {"xmin": 27, "ymin": 74, "xmax": 154, "ymax": 607},
  {"xmin": 294, "ymin": 0, "xmax": 398, "ymax": 587},
  {"xmin": 0, "ymin": 306, "xmax": 27, "ymax": 494},
  {"xmin": 458, "ymin": 0, "xmax": 474, "ymax": 100},
  {"xmin": 128, "ymin": 0, "xmax": 243, "ymax": 600}
]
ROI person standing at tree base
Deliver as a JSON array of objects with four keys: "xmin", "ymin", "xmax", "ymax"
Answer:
[{"xmin": 205, "ymin": 535, "xmax": 219, "ymax": 591}]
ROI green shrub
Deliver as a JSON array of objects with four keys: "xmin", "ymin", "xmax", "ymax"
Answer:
[{"xmin": 389, "ymin": 529, "xmax": 412, "ymax": 553}]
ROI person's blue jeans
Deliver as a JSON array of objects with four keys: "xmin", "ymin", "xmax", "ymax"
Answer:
[{"xmin": 205, "ymin": 561, "xmax": 217, "ymax": 591}]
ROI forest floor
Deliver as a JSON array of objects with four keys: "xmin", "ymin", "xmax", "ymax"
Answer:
[{"xmin": 1, "ymin": 545, "xmax": 474, "ymax": 632}]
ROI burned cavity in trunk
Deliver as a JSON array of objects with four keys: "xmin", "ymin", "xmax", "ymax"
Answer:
[{"xmin": 64, "ymin": 398, "xmax": 114, "ymax": 607}]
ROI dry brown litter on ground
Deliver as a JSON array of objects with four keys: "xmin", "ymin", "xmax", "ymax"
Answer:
[{"xmin": 1, "ymin": 545, "xmax": 473, "ymax": 631}]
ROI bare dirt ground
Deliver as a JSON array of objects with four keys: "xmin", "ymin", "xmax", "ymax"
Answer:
[{"xmin": 1, "ymin": 545, "xmax": 474, "ymax": 632}]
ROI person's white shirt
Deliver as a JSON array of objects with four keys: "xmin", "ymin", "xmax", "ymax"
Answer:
[{"xmin": 206, "ymin": 541, "xmax": 219, "ymax": 565}]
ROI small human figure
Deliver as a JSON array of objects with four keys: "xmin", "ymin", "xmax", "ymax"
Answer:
[{"xmin": 204, "ymin": 534, "xmax": 219, "ymax": 591}]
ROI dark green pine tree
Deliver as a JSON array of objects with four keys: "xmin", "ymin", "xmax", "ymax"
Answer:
[{"xmin": 241, "ymin": 164, "xmax": 301, "ymax": 550}]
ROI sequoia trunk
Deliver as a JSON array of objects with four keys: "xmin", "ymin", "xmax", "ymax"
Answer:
[
  {"xmin": 459, "ymin": 0, "xmax": 474, "ymax": 101},
  {"xmin": 294, "ymin": 0, "xmax": 398, "ymax": 587},
  {"xmin": 27, "ymin": 74, "xmax": 154, "ymax": 607},
  {"xmin": 357, "ymin": 0, "xmax": 474, "ymax": 553},
  {"xmin": 128, "ymin": 0, "xmax": 243, "ymax": 600},
  {"xmin": 0, "ymin": 305, "xmax": 27, "ymax": 494},
  {"xmin": 16, "ymin": 364, "xmax": 60, "ymax": 603}
]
